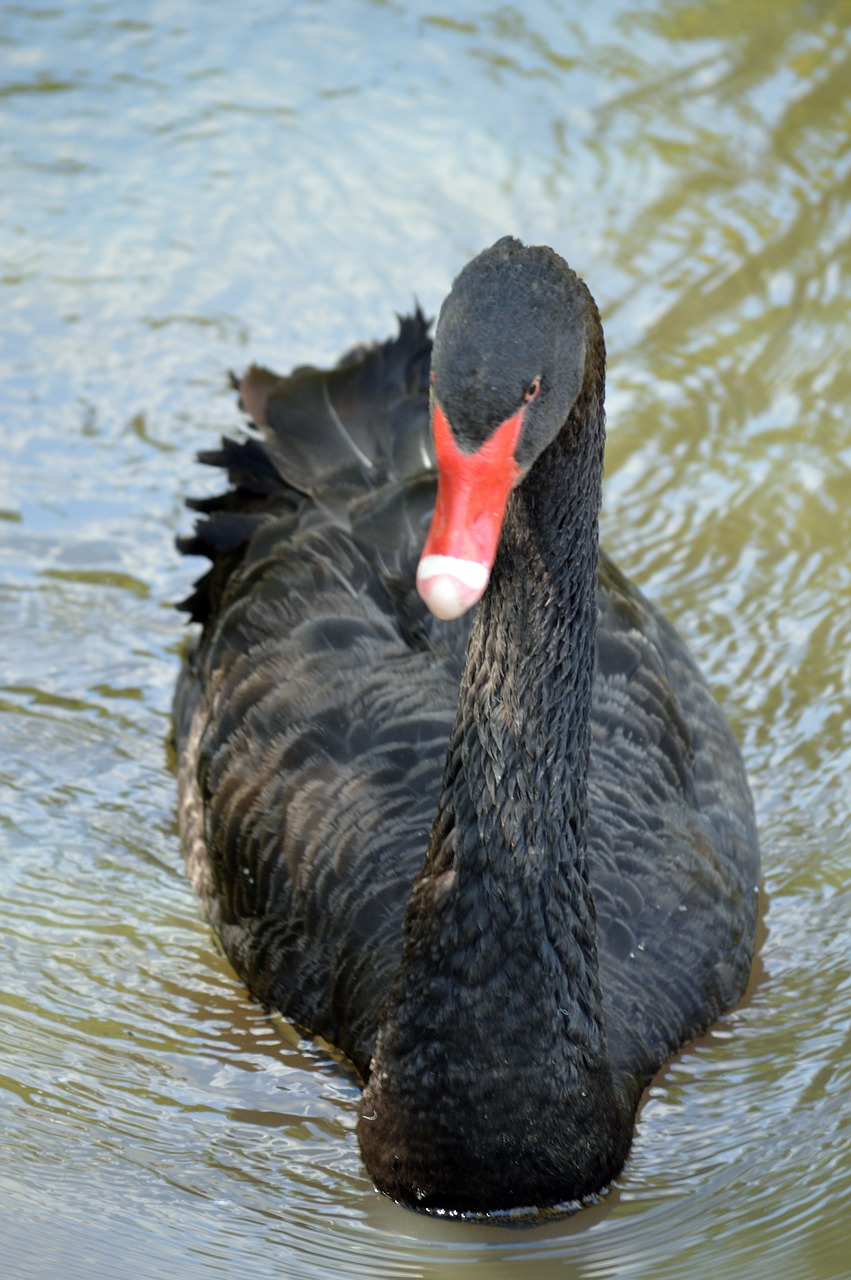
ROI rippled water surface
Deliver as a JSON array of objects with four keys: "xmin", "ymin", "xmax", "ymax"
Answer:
[{"xmin": 2, "ymin": 2, "xmax": 849, "ymax": 1277}]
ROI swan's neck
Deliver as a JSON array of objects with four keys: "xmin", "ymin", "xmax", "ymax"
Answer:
[
  {"xmin": 471, "ymin": 410, "xmax": 604, "ymax": 928},
  {"xmin": 359, "ymin": 370, "xmax": 631, "ymax": 1213}
]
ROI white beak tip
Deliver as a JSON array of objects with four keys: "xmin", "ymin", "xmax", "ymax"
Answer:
[{"xmin": 416, "ymin": 555, "xmax": 489, "ymax": 620}]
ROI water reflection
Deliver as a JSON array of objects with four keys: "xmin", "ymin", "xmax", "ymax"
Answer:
[{"xmin": 0, "ymin": 1, "xmax": 849, "ymax": 1278}]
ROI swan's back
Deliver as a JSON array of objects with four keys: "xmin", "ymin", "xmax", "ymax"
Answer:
[{"xmin": 175, "ymin": 311, "xmax": 759, "ymax": 1091}]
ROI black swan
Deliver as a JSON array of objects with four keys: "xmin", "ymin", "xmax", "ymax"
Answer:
[{"xmin": 174, "ymin": 237, "xmax": 760, "ymax": 1217}]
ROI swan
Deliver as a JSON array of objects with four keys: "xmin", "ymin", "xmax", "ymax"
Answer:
[{"xmin": 174, "ymin": 237, "xmax": 759, "ymax": 1216}]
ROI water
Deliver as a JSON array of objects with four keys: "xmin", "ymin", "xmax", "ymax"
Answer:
[{"xmin": 1, "ymin": 1, "xmax": 849, "ymax": 1277}]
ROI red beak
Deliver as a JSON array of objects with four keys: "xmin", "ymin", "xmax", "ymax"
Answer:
[{"xmin": 417, "ymin": 400, "xmax": 523, "ymax": 620}]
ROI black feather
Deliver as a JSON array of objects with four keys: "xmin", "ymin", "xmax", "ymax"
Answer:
[{"xmin": 174, "ymin": 245, "xmax": 759, "ymax": 1216}]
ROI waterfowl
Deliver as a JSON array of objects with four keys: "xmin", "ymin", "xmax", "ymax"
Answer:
[{"xmin": 174, "ymin": 237, "xmax": 759, "ymax": 1216}]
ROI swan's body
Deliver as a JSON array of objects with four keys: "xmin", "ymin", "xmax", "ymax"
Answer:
[{"xmin": 175, "ymin": 239, "xmax": 759, "ymax": 1215}]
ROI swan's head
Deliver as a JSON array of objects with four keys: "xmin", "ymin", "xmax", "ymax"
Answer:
[{"xmin": 416, "ymin": 236, "xmax": 599, "ymax": 621}]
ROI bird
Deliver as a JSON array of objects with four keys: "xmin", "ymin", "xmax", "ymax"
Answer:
[{"xmin": 174, "ymin": 236, "xmax": 760, "ymax": 1218}]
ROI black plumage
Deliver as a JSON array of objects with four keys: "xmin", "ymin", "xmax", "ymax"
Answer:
[{"xmin": 175, "ymin": 238, "xmax": 759, "ymax": 1216}]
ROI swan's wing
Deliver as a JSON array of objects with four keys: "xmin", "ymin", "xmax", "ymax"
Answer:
[
  {"xmin": 175, "ymin": 315, "xmax": 471, "ymax": 1073},
  {"xmin": 240, "ymin": 310, "xmax": 434, "ymax": 494},
  {"xmin": 589, "ymin": 552, "xmax": 760, "ymax": 1087},
  {"xmin": 176, "ymin": 512, "xmax": 461, "ymax": 1076},
  {"xmin": 178, "ymin": 312, "xmax": 434, "ymax": 627}
]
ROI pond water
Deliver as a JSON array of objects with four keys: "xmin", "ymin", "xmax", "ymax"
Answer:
[{"xmin": 1, "ymin": 1, "xmax": 849, "ymax": 1277}]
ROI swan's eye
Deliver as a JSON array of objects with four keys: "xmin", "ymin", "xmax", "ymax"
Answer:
[{"xmin": 523, "ymin": 376, "xmax": 542, "ymax": 404}]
